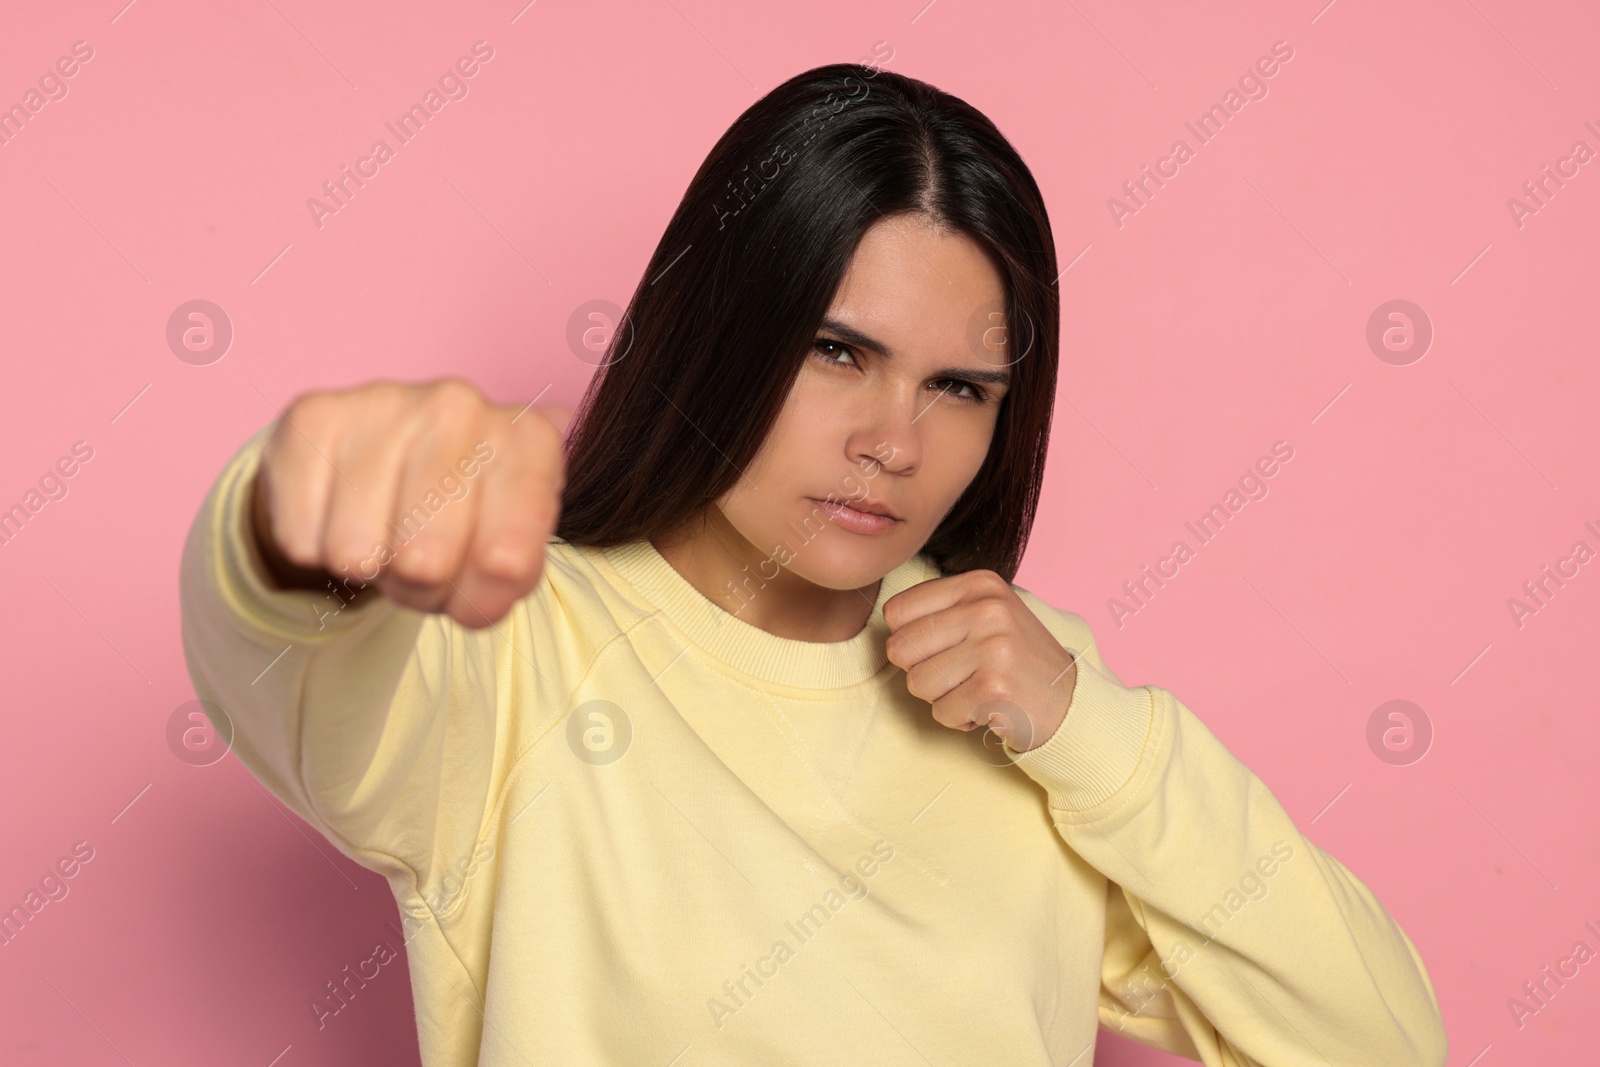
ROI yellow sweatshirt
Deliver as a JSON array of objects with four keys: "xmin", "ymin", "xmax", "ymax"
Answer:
[{"xmin": 179, "ymin": 423, "xmax": 1448, "ymax": 1067}]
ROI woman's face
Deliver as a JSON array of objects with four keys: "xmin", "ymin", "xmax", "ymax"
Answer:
[{"xmin": 715, "ymin": 212, "xmax": 1013, "ymax": 591}]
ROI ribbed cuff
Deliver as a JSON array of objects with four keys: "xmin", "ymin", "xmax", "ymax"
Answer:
[
  {"xmin": 202, "ymin": 422, "xmax": 394, "ymax": 647},
  {"xmin": 1003, "ymin": 653, "xmax": 1155, "ymax": 812}
]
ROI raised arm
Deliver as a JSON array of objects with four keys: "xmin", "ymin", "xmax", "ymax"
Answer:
[
  {"xmin": 1005, "ymin": 592, "xmax": 1449, "ymax": 1066},
  {"xmin": 177, "ymin": 380, "xmax": 569, "ymax": 906}
]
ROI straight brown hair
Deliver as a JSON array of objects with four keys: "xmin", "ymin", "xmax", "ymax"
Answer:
[{"xmin": 556, "ymin": 62, "xmax": 1060, "ymax": 582}]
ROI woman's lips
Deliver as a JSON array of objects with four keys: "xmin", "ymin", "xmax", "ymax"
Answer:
[{"xmin": 807, "ymin": 497, "xmax": 901, "ymax": 534}]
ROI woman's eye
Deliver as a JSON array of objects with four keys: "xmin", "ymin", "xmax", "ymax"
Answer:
[
  {"xmin": 933, "ymin": 378, "xmax": 988, "ymax": 404},
  {"xmin": 812, "ymin": 340, "xmax": 989, "ymax": 405},
  {"xmin": 813, "ymin": 340, "xmax": 856, "ymax": 366}
]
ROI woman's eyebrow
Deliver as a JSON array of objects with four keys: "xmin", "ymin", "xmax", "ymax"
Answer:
[{"xmin": 818, "ymin": 316, "xmax": 1013, "ymax": 388}]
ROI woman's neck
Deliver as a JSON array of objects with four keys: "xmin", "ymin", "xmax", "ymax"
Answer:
[{"xmin": 650, "ymin": 511, "xmax": 883, "ymax": 643}]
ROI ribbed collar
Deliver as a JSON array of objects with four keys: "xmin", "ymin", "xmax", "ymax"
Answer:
[{"xmin": 598, "ymin": 538, "xmax": 941, "ymax": 689}]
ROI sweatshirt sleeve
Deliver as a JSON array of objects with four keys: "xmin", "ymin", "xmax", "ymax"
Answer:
[
  {"xmin": 177, "ymin": 421, "xmax": 529, "ymax": 908},
  {"xmin": 1004, "ymin": 588, "xmax": 1449, "ymax": 1067}
]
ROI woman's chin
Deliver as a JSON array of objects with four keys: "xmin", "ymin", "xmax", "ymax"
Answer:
[{"xmin": 776, "ymin": 535, "xmax": 910, "ymax": 593}]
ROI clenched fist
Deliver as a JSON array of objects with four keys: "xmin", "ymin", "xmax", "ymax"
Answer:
[
  {"xmin": 249, "ymin": 378, "xmax": 570, "ymax": 629},
  {"xmin": 883, "ymin": 569, "xmax": 1080, "ymax": 754}
]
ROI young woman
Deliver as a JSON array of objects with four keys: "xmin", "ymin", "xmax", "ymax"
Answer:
[{"xmin": 180, "ymin": 64, "xmax": 1447, "ymax": 1066}]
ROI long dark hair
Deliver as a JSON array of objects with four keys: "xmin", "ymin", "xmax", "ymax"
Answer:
[{"xmin": 555, "ymin": 62, "xmax": 1059, "ymax": 582}]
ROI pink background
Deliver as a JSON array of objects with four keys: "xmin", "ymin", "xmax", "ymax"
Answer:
[{"xmin": 1, "ymin": 0, "xmax": 1595, "ymax": 1063}]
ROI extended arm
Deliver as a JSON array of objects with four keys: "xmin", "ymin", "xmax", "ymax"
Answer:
[{"xmin": 179, "ymin": 422, "xmax": 502, "ymax": 904}]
